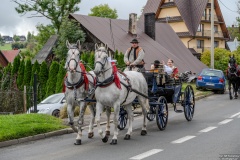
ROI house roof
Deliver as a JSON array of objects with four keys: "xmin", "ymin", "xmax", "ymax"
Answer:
[
  {"xmin": 31, "ymin": 35, "xmax": 58, "ymax": 64},
  {"xmin": 155, "ymin": 23, "xmax": 206, "ymax": 72},
  {"xmin": 140, "ymin": 0, "xmax": 229, "ymax": 38},
  {"xmin": 174, "ymin": 0, "xmax": 208, "ymax": 36},
  {"xmin": 0, "ymin": 50, "xmax": 20, "ymax": 63},
  {"xmin": 70, "ymin": 14, "xmax": 207, "ymax": 73}
]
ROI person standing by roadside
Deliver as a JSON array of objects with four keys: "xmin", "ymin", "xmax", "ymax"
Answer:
[{"xmin": 124, "ymin": 39, "xmax": 145, "ymax": 72}]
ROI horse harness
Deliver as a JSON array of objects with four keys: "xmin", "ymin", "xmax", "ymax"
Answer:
[{"xmin": 94, "ymin": 58, "xmax": 133, "ymax": 105}]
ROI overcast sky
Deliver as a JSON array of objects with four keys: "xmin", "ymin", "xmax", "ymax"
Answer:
[{"xmin": 0, "ymin": 0, "xmax": 239, "ymax": 37}]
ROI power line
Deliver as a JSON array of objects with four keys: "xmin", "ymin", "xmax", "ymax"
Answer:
[{"xmin": 219, "ymin": 0, "xmax": 238, "ymax": 13}]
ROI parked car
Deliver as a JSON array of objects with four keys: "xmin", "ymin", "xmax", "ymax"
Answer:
[
  {"xmin": 196, "ymin": 68, "xmax": 226, "ymax": 94},
  {"xmin": 28, "ymin": 93, "xmax": 66, "ymax": 117}
]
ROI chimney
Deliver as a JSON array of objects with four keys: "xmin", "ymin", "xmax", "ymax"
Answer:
[
  {"xmin": 128, "ymin": 13, "xmax": 137, "ymax": 35},
  {"xmin": 144, "ymin": 13, "xmax": 156, "ymax": 40}
]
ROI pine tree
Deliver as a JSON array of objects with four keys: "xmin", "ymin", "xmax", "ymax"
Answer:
[
  {"xmin": 30, "ymin": 61, "xmax": 40, "ymax": 86},
  {"xmin": 55, "ymin": 64, "xmax": 66, "ymax": 93},
  {"xmin": 1, "ymin": 64, "xmax": 12, "ymax": 90},
  {"xmin": 23, "ymin": 59, "xmax": 32, "ymax": 86},
  {"xmin": 38, "ymin": 61, "xmax": 49, "ymax": 101},
  {"xmin": 17, "ymin": 60, "xmax": 25, "ymax": 90},
  {"xmin": 45, "ymin": 61, "xmax": 59, "ymax": 98},
  {"xmin": 11, "ymin": 55, "xmax": 21, "ymax": 75}
]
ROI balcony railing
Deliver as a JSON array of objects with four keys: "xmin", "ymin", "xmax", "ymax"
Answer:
[
  {"xmin": 201, "ymin": 14, "xmax": 223, "ymax": 22},
  {"xmin": 192, "ymin": 47, "xmax": 218, "ymax": 53},
  {"xmin": 196, "ymin": 30, "xmax": 224, "ymax": 38}
]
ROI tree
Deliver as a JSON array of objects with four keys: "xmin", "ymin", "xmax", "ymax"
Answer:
[
  {"xmin": 45, "ymin": 61, "xmax": 59, "ymax": 97},
  {"xmin": 13, "ymin": 0, "xmax": 81, "ymax": 33},
  {"xmin": 23, "ymin": 59, "xmax": 32, "ymax": 86},
  {"xmin": 54, "ymin": 18, "xmax": 85, "ymax": 60},
  {"xmin": 0, "ymin": 34, "xmax": 4, "ymax": 46},
  {"xmin": 201, "ymin": 48, "xmax": 232, "ymax": 72},
  {"xmin": 30, "ymin": 61, "xmax": 40, "ymax": 86},
  {"xmin": 38, "ymin": 61, "xmax": 49, "ymax": 100},
  {"xmin": 17, "ymin": 60, "xmax": 25, "ymax": 90},
  {"xmin": 55, "ymin": 64, "xmax": 66, "ymax": 93},
  {"xmin": 1, "ymin": 64, "xmax": 12, "ymax": 90},
  {"xmin": 13, "ymin": 35, "xmax": 20, "ymax": 42},
  {"xmin": 88, "ymin": 4, "xmax": 118, "ymax": 19}
]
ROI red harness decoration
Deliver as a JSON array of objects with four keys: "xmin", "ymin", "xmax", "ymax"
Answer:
[
  {"xmin": 79, "ymin": 62, "xmax": 89, "ymax": 91},
  {"xmin": 111, "ymin": 62, "xmax": 121, "ymax": 89},
  {"xmin": 62, "ymin": 62, "xmax": 89, "ymax": 92}
]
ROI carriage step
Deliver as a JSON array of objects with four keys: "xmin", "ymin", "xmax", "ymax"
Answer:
[{"xmin": 174, "ymin": 109, "xmax": 183, "ymax": 113}]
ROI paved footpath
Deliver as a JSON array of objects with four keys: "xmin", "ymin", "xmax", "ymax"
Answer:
[{"xmin": 0, "ymin": 93, "xmax": 213, "ymax": 148}]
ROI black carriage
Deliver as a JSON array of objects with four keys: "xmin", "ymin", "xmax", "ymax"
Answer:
[{"xmin": 118, "ymin": 69, "xmax": 195, "ymax": 131}]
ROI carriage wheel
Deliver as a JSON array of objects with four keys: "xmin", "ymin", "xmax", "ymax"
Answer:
[
  {"xmin": 147, "ymin": 105, "xmax": 156, "ymax": 121},
  {"xmin": 156, "ymin": 96, "xmax": 168, "ymax": 131},
  {"xmin": 118, "ymin": 107, "xmax": 128, "ymax": 130},
  {"xmin": 183, "ymin": 85, "xmax": 195, "ymax": 121}
]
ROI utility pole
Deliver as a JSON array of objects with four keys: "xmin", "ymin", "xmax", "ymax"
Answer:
[{"xmin": 210, "ymin": 0, "xmax": 214, "ymax": 69}]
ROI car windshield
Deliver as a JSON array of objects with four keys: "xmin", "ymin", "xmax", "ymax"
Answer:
[
  {"xmin": 201, "ymin": 69, "xmax": 222, "ymax": 77},
  {"xmin": 40, "ymin": 94, "xmax": 64, "ymax": 104}
]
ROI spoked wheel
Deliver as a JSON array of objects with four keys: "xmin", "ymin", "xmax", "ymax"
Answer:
[
  {"xmin": 156, "ymin": 96, "xmax": 168, "ymax": 130},
  {"xmin": 118, "ymin": 107, "xmax": 128, "ymax": 130},
  {"xmin": 147, "ymin": 106, "xmax": 156, "ymax": 121},
  {"xmin": 183, "ymin": 85, "xmax": 195, "ymax": 121}
]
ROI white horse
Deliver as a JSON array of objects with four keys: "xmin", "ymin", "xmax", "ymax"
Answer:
[
  {"xmin": 93, "ymin": 44, "xmax": 150, "ymax": 145},
  {"xmin": 64, "ymin": 40, "xmax": 97, "ymax": 145}
]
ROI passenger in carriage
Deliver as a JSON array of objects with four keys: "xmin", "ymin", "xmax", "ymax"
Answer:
[
  {"xmin": 164, "ymin": 59, "xmax": 179, "ymax": 79},
  {"xmin": 124, "ymin": 38, "xmax": 145, "ymax": 72},
  {"xmin": 150, "ymin": 60, "xmax": 172, "ymax": 74}
]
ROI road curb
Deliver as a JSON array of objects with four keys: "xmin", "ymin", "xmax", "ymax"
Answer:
[{"xmin": 0, "ymin": 92, "xmax": 214, "ymax": 148}]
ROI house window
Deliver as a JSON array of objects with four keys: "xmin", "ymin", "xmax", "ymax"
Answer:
[
  {"xmin": 214, "ymin": 41, "xmax": 219, "ymax": 48},
  {"xmin": 169, "ymin": 0, "xmax": 174, "ymax": 2},
  {"xmin": 197, "ymin": 24, "xmax": 204, "ymax": 32},
  {"xmin": 197, "ymin": 40, "xmax": 204, "ymax": 48},
  {"xmin": 214, "ymin": 25, "xmax": 218, "ymax": 33}
]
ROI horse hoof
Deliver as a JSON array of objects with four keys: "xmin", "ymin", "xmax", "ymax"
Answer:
[
  {"xmin": 124, "ymin": 134, "xmax": 131, "ymax": 140},
  {"xmin": 88, "ymin": 132, "xmax": 94, "ymax": 138},
  {"xmin": 141, "ymin": 130, "xmax": 147, "ymax": 136},
  {"xmin": 74, "ymin": 139, "xmax": 81, "ymax": 145},
  {"xmin": 110, "ymin": 139, "xmax": 117, "ymax": 145},
  {"xmin": 102, "ymin": 136, "xmax": 108, "ymax": 143},
  {"xmin": 105, "ymin": 131, "xmax": 110, "ymax": 136}
]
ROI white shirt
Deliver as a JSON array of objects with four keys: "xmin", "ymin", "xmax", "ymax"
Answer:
[{"xmin": 164, "ymin": 65, "xmax": 173, "ymax": 75}]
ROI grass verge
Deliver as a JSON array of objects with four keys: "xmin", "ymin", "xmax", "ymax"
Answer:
[
  {"xmin": 0, "ymin": 114, "xmax": 67, "ymax": 142},
  {"xmin": 182, "ymin": 82, "xmax": 213, "ymax": 97},
  {"xmin": 0, "ymin": 44, "xmax": 11, "ymax": 50}
]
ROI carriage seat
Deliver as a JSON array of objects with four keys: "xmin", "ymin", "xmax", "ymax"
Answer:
[{"xmin": 144, "ymin": 71, "xmax": 167, "ymax": 87}]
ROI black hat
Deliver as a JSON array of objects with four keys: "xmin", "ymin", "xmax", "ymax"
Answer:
[
  {"xmin": 154, "ymin": 60, "xmax": 160, "ymax": 65},
  {"xmin": 130, "ymin": 39, "xmax": 139, "ymax": 43}
]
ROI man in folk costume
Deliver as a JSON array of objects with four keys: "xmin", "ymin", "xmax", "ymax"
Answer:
[{"xmin": 124, "ymin": 38, "xmax": 145, "ymax": 72}]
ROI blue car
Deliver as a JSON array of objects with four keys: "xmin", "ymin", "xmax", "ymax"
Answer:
[{"xmin": 196, "ymin": 68, "xmax": 226, "ymax": 94}]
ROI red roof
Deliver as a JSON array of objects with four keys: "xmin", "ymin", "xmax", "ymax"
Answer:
[{"xmin": 1, "ymin": 50, "xmax": 20, "ymax": 63}]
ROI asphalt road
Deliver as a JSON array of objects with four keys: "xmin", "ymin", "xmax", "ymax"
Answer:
[{"xmin": 1, "ymin": 93, "xmax": 240, "ymax": 160}]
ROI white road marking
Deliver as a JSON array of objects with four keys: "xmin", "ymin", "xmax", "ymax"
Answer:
[
  {"xmin": 171, "ymin": 136, "xmax": 196, "ymax": 144},
  {"xmin": 230, "ymin": 112, "xmax": 240, "ymax": 118},
  {"xmin": 218, "ymin": 119, "xmax": 233, "ymax": 125},
  {"xmin": 129, "ymin": 149, "xmax": 163, "ymax": 160},
  {"xmin": 199, "ymin": 127, "xmax": 217, "ymax": 133}
]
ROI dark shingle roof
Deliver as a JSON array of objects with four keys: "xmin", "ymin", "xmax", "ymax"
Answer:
[
  {"xmin": 174, "ymin": 0, "xmax": 208, "ymax": 36},
  {"xmin": 155, "ymin": 23, "xmax": 206, "ymax": 72},
  {"xmin": 70, "ymin": 14, "xmax": 207, "ymax": 73},
  {"xmin": 32, "ymin": 35, "xmax": 58, "ymax": 64}
]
